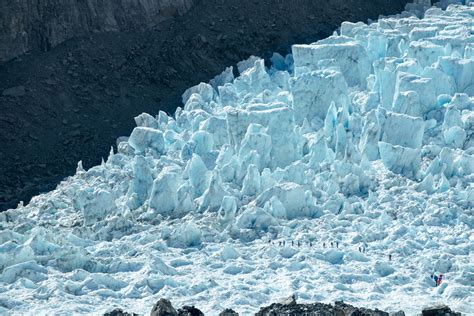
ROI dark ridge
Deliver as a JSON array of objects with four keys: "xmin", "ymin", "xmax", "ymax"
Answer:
[{"xmin": 0, "ymin": 0, "xmax": 411, "ymax": 211}]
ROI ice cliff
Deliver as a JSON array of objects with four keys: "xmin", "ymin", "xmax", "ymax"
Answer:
[{"xmin": 0, "ymin": 2, "xmax": 473, "ymax": 315}]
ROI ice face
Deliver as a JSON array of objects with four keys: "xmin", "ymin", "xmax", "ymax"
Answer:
[
  {"xmin": 1, "ymin": 2, "xmax": 473, "ymax": 315},
  {"xmin": 127, "ymin": 156, "xmax": 153, "ymax": 210},
  {"xmin": 382, "ymin": 112, "xmax": 425, "ymax": 149},
  {"xmin": 291, "ymin": 69, "xmax": 349, "ymax": 123},
  {"xmin": 128, "ymin": 127, "xmax": 165, "ymax": 155}
]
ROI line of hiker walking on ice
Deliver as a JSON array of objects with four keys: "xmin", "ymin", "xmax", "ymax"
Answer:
[
  {"xmin": 264, "ymin": 238, "xmax": 445, "ymax": 287},
  {"xmin": 267, "ymin": 238, "xmax": 368, "ymax": 253}
]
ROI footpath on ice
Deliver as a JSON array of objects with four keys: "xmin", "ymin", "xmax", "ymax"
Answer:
[{"xmin": 0, "ymin": 1, "xmax": 473, "ymax": 315}]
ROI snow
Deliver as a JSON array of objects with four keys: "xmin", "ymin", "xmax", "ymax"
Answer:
[{"xmin": 0, "ymin": 1, "xmax": 473, "ymax": 315}]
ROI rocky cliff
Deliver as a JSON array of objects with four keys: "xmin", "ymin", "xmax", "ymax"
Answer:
[{"xmin": 0, "ymin": 0, "xmax": 193, "ymax": 63}]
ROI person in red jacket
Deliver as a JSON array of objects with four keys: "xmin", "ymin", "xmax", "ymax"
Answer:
[
  {"xmin": 437, "ymin": 274, "xmax": 443, "ymax": 286},
  {"xmin": 431, "ymin": 273, "xmax": 444, "ymax": 287}
]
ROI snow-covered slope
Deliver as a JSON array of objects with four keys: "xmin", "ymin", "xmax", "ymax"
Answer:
[{"xmin": 1, "ymin": 2, "xmax": 473, "ymax": 315}]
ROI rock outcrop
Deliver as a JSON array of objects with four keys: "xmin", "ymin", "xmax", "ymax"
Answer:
[
  {"xmin": 219, "ymin": 309, "xmax": 239, "ymax": 316},
  {"xmin": 116, "ymin": 298, "xmax": 463, "ymax": 316},
  {"xmin": 334, "ymin": 301, "xmax": 389, "ymax": 316},
  {"xmin": 150, "ymin": 298, "xmax": 178, "ymax": 316},
  {"xmin": 0, "ymin": 0, "xmax": 193, "ymax": 63},
  {"xmin": 103, "ymin": 308, "xmax": 138, "ymax": 316},
  {"xmin": 422, "ymin": 305, "xmax": 462, "ymax": 316},
  {"xmin": 177, "ymin": 305, "xmax": 204, "ymax": 316},
  {"xmin": 149, "ymin": 299, "xmax": 205, "ymax": 316},
  {"xmin": 255, "ymin": 297, "xmax": 389, "ymax": 316}
]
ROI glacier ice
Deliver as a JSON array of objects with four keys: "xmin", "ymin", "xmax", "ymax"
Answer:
[
  {"xmin": 382, "ymin": 112, "xmax": 425, "ymax": 149},
  {"xmin": 0, "ymin": 2, "xmax": 473, "ymax": 315},
  {"xmin": 128, "ymin": 126, "xmax": 165, "ymax": 155}
]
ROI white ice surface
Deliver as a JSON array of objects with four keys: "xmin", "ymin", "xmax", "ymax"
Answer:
[{"xmin": 1, "ymin": 2, "xmax": 473, "ymax": 315}]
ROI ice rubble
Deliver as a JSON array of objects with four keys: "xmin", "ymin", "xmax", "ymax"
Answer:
[{"xmin": 1, "ymin": 2, "xmax": 473, "ymax": 315}]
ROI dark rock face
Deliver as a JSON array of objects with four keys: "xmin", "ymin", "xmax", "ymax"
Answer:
[
  {"xmin": 256, "ymin": 298, "xmax": 389, "ymax": 316},
  {"xmin": 2, "ymin": 85, "xmax": 25, "ymax": 97},
  {"xmin": 103, "ymin": 308, "xmax": 138, "ymax": 316},
  {"xmin": 421, "ymin": 305, "xmax": 461, "ymax": 316},
  {"xmin": 150, "ymin": 298, "xmax": 178, "ymax": 316},
  {"xmin": 0, "ymin": 0, "xmax": 193, "ymax": 63}
]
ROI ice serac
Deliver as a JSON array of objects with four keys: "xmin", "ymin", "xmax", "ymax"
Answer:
[
  {"xmin": 382, "ymin": 112, "xmax": 425, "ymax": 149},
  {"xmin": 127, "ymin": 155, "xmax": 153, "ymax": 210},
  {"xmin": 291, "ymin": 69, "xmax": 349, "ymax": 124},
  {"xmin": 292, "ymin": 37, "xmax": 372, "ymax": 88},
  {"xmin": 379, "ymin": 141, "xmax": 421, "ymax": 178},
  {"xmin": 149, "ymin": 167, "xmax": 181, "ymax": 216},
  {"xmin": 128, "ymin": 127, "xmax": 165, "ymax": 155},
  {"xmin": 1, "ymin": 2, "xmax": 473, "ymax": 315},
  {"xmin": 226, "ymin": 106, "xmax": 301, "ymax": 168}
]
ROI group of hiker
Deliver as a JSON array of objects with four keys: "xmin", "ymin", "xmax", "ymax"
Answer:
[
  {"xmin": 270, "ymin": 239, "xmax": 344, "ymax": 250},
  {"xmin": 268, "ymin": 239, "xmax": 373, "ymax": 256},
  {"xmin": 266, "ymin": 238, "xmax": 444, "ymax": 287}
]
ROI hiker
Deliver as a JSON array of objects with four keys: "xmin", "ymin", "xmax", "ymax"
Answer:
[
  {"xmin": 310, "ymin": 241, "xmax": 312, "ymax": 247},
  {"xmin": 359, "ymin": 246, "xmax": 362, "ymax": 252},
  {"xmin": 389, "ymin": 254, "xmax": 392, "ymax": 261},
  {"xmin": 297, "ymin": 241, "xmax": 301, "ymax": 247},
  {"xmin": 331, "ymin": 242, "xmax": 333, "ymax": 247},
  {"xmin": 323, "ymin": 242, "xmax": 326, "ymax": 248},
  {"xmin": 437, "ymin": 274, "xmax": 443, "ymax": 286},
  {"xmin": 292, "ymin": 241, "xmax": 294, "ymax": 246},
  {"xmin": 336, "ymin": 241, "xmax": 339, "ymax": 248},
  {"xmin": 432, "ymin": 274, "xmax": 439, "ymax": 287}
]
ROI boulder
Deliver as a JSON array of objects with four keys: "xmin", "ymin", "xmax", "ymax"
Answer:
[
  {"xmin": 150, "ymin": 299, "xmax": 178, "ymax": 316},
  {"xmin": 177, "ymin": 305, "xmax": 204, "ymax": 316},
  {"xmin": 219, "ymin": 308, "xmax": 239, "ymax": 316},
  {"xmin": 104, "ymin": 309, "xmax": 138, "ymax": 316},
  {"xmin": 421, "ymin": 305, "xmax": 461, "ymax": 316}
]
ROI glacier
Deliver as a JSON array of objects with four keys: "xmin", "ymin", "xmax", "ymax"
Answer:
[{"xmin": 0, "ymin": 1, "xmax": 473, "ymax": 315}]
